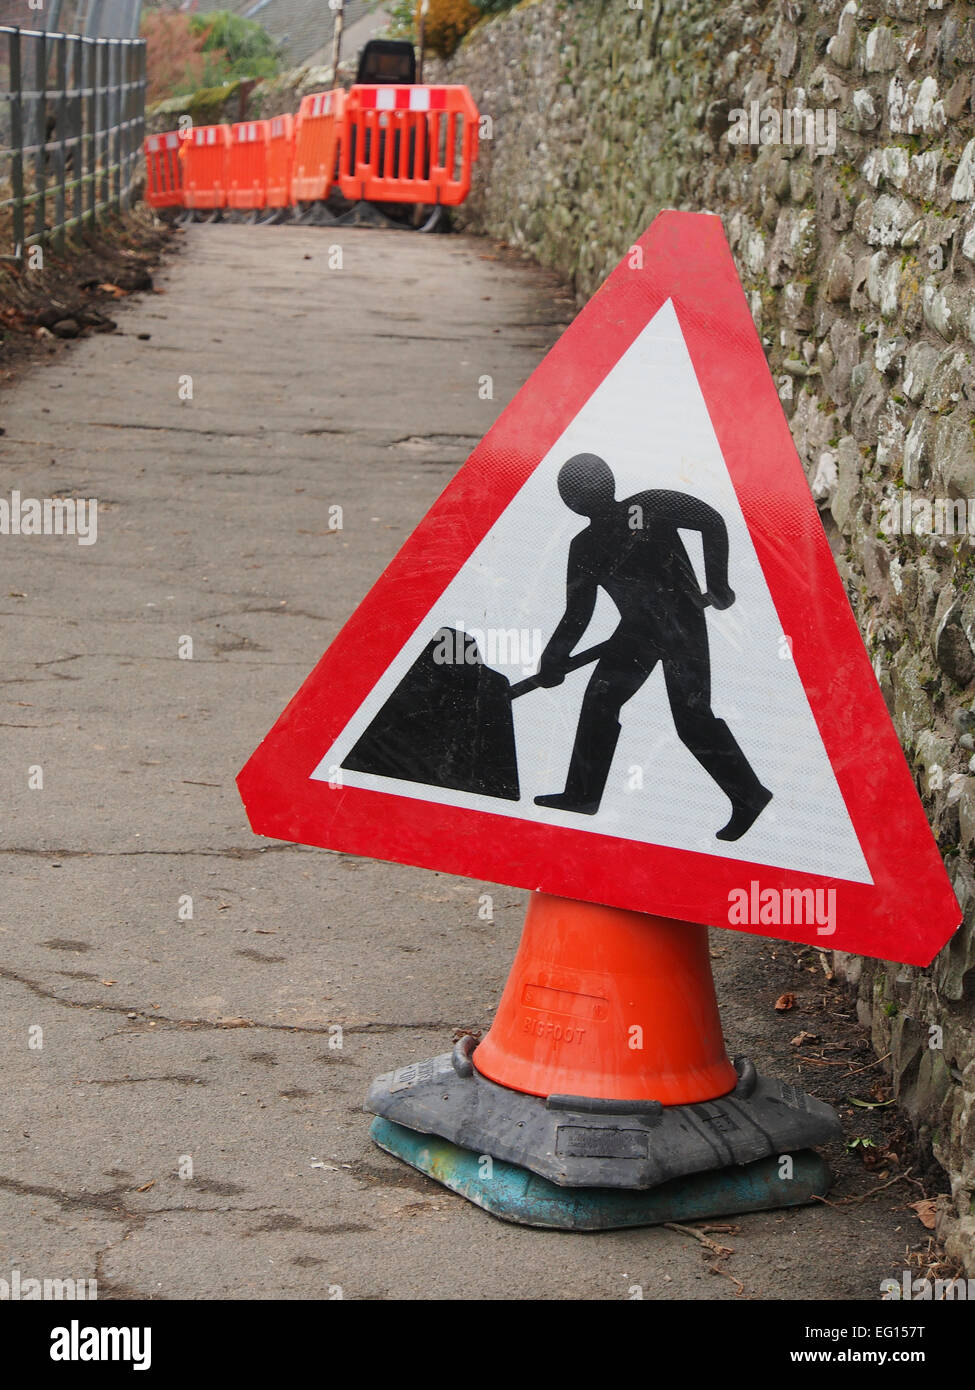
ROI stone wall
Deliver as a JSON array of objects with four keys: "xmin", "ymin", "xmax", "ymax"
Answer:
[{"xmin": 433, "ymin": 0, "xmax": 975, "ymax": 1271}]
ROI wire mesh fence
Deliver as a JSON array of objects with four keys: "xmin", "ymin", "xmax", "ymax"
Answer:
[{"xmin": 0, "ymin": 23, "xmax": 146, "ymax": 261}]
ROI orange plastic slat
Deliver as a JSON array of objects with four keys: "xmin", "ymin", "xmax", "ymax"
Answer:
[{"xmin": 182, "ymin": 124, "xmax": 231, "ymax": 209}]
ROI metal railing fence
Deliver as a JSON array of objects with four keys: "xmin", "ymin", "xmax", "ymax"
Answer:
[{"xmin": 0, "ymin": 24, "xmax": 146, "ymax": 260}]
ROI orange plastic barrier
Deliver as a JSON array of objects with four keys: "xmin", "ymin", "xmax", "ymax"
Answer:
[
  {"xmin": 291, "ymin": 89, "xmax": 345, "ymax": 203},
  {"xmin": 227, "ymin": 120, "xmax": 270, "ymax": 210},
  {"xmin": 143, "ymin": 131, "xmax": 183, "ymax": 209},
  {"xmin": 265, "ymin": 113, "xmax": 295, "ymax": 208},
  {"xmin": 338, "ymin": 84, "xmax": 479, "ymax": 206},
  {"xmin": 182, "ymin": 123, "xmax": 231, "ymax": 210}
]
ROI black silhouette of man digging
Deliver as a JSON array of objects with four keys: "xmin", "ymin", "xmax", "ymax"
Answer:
[{"xmin": 533, "ymin": 454, "xmax": 772, "ymax": 842}]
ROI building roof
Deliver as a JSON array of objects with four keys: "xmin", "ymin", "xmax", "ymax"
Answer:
[
  {"xmin": 1, "ymin": 0, "xmax": 390, "ymax": 67},
  {"xmin": 190, "ymin": 0, "xmax": 387, "ymax": 69}
]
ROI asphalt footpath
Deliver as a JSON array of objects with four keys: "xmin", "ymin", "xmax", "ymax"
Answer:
[{"xmin": 0, "ymin": 224, "xmax": 923, "ymax": 1301}]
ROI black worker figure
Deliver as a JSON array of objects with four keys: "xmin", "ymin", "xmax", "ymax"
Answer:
[{"xmin": 533, "ymin": 454, "xmax": 773, "ymax": 842}]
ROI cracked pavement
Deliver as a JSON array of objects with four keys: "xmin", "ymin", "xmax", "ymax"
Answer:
[{"xmin": 0, "ymin": 225, "xmax": 917, "ymax": 1300}]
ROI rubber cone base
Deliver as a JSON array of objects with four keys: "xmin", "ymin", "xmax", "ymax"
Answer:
[
  {"xmin": 365, "ymin": 1038, "xmax": 841, "ymax": 1191},
  {"xmin": 369, "ymin": 1117, "xmax": 832, "ymax": 1230}
]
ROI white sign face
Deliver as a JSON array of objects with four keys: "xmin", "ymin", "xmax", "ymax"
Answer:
[{"xmin": 312, "ymin": 299, "xmax": 871, "ymax": 885}]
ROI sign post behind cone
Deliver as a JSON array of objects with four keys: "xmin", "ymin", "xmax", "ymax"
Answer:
[{"xmin": 237, "ymin": 210, "xmax": 960, "ymax": 968}]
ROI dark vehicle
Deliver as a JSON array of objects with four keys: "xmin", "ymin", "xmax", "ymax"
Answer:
[{"xmin": 356, "ymin": 39, "xmax": 417, "ymax": 86}]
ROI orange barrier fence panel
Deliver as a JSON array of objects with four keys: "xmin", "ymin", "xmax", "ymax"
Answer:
[
  {"xmin": 228, "ymin": 120, "xmax": 271, "ymax": 210},
  {"xmin": 143, "ymin": 131, "xmax": 184, "ymax": 209},
  {"xmin": 338, "ymin": 85, "xmax": 479, "ymax": 207},
  {"xmin": 183, "ymin": 124, "xmax": 231, "ymax": 209},
  {"xmin": 266, "ymin": 113, "xmax": 295, "ymax": 208},
  {"xmin": 291, "ymin": 90, "xmax": 345, "ymax": 202}
]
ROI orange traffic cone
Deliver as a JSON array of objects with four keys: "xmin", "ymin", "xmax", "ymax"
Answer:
[{"xmin": 472, "ymin": 892, "xmax": 738, "ymax": 1105}]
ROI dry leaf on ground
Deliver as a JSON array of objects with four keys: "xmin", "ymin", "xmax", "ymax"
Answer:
[{"xmin": 908, "ymin": 1199, "xmax": 938, "ymax": 1230}]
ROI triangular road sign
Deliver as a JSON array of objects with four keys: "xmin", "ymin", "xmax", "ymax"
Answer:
[{"xmin": 238, "ymin": 210, "xmax": 960, "ymax": 967}]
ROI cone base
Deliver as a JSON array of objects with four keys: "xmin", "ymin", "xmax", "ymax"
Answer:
[
  {"xmin": 369, "ymin": 1117, "xmax": 833, "ymax": 1230},
  {"xmin": 364, "ymin": 1039, "xmax": 842, "ymax": 1191}
]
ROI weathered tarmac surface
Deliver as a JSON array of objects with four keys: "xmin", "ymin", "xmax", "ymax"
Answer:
[{"xmin": 0, "ymin": 225, "xmax": 917, "ymax": 1300}]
